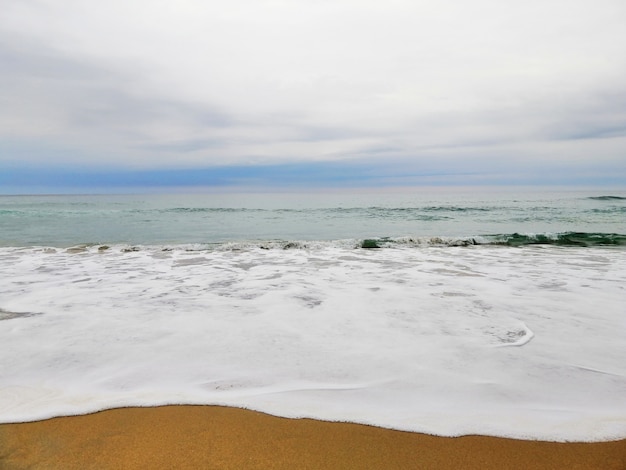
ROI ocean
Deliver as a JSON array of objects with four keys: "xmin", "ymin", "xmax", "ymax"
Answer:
[{"xmin": 0, "ymin": 188, "xmax": 625, "ymax": 441}]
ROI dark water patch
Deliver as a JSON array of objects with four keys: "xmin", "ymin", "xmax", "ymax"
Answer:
[{"xmin": 361, "ymin": 239, "xmax": 382, "ymax": 249}]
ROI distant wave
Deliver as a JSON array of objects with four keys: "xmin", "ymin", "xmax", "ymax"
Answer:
[
  {"xmin": 164, "ymin": 207, "xmax": 264, "ymax": 213},
  {"xmin": 589, "ymin": 207, "xmax": 626, "ymax": 214},
  {"xmin": 421, "ymin": 205, "xmax": 492, "ymax": 212},
  {"xmin": 587, "ymin": 196, "xmax": 626, "ymax": 201},
  {"xmin": 159, "ymin": 206, "xmax": 493, "ymax": 215},
  {"xmin": 154, "ymin": 206, "xmax": 459, "ymax": 221}
]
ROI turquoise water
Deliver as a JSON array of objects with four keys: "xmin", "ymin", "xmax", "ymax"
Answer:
[
  {"xmin": 1, "ymin": 187, "xmax": 626, "ymax": 440},
  {"xmin": 1, "ymin": 189, "xmax": 624, "ymax": 247}
]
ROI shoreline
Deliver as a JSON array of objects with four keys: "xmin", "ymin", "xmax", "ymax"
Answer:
[{"xmin": 1, "ymin": 405, "xmax": 624, "ymax": 469}]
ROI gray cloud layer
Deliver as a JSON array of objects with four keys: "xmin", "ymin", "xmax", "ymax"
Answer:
[{"xmin": 1, "ymin": 0, "xmax": 625, "ymax": 186}]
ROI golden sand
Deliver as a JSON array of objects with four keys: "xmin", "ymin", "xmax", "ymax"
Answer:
[{"xmin": 1, "ymin": 406, "xmax": 624, "ymax": 469}]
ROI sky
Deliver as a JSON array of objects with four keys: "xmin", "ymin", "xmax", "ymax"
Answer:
[{"xmin": 1, "ymin": 0, "xmax": 625, "ymax": 193}]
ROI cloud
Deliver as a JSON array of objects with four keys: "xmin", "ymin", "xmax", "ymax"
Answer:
[{"xmin": 1, "ymin": 0, "xmax": 625, "ymax": 188}]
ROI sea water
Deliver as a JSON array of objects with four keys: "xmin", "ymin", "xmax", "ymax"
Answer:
[{"xmin": 0, "ymin": 188, "xmax": 625, "ymax": 441}]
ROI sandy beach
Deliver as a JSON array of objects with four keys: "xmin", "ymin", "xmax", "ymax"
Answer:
[{"xmin": 1, "ymin": 405, "xmax": 624, "ymax": 470}]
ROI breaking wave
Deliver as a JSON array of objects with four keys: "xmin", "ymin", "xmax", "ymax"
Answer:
[{"xmin": 52, "ymin": 232, "xmax": 626, "ymax": 254}]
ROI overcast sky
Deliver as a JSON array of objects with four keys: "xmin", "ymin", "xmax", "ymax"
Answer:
[{"xmin": 1, "ymin": 0, "xmax": 625, "ymax": 192}]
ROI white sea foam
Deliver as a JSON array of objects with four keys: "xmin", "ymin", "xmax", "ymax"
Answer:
[{"xmin": 0, "ymin": 244, "xmax": 625, "ymax": 441}]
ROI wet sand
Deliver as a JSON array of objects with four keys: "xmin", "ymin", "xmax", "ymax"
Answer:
[{"xmin": 1, "ymin": 405, "xmax": 624, "ymax": 469}]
